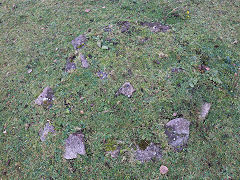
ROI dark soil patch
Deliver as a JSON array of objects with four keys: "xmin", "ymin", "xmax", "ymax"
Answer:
[{"xmin": 140, "ymin": 22, "xmax": 171, "ymax": 33}]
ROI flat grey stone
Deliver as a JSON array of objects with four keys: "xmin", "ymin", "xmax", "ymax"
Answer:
[
  {"xmin": 72, "ymin": 35, "xmax": 87, "ymax": 50},
  {"xmin": 35, "ymin": 86, "xmax": 54, "ymax": 106},
  {"xmin": 165, "ymin": 118, "xmax": 190, "ymax": 151},
  {"xmin": 79, "ymin": 54, "xmax": 89, "ymax": 68},
  {"xmin": 199, "ymin": 102, "xmax": 211, "ymax": 120},
  {"xmin": 116, "ymin": 82, "xmax": 135, "ymax": 97},
  {"xmin": 64, "ymin": 131, "xmax": 86, "ymax": 159},
  {"xmin": 135, "ymin": 143, "xmax": 162, "ymax": 163},
  {"xmin": 39, "ymin": 122, "xmax": 55, "ymax": 142},
  {"xmin": 65, "ymin": 60, "xmax": 76, "ymax": 72}
]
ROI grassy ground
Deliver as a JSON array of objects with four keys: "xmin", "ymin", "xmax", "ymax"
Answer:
[{"xmin": 0, "ymin": 0, "xmax": 239, "ymax": 179}]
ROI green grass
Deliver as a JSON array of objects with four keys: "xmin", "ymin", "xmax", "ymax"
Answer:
[{"xmin": 0, "ymin": 0, "xmax": 239, "ymax": 179}]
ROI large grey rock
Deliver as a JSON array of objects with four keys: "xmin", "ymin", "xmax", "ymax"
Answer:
[
  {"xmin": 165, "ymin": 118, "xmax": 190, "ymax": 151},
  {"xmin": 64, "ymin": 131, "xmax": 86, "ymax": 159},
  {"xmin": 116, "ymin": 82, "xmax": 135, "ymax": 98},
  {"xmin": 72, "ymin": 35, "xmax": 87, "ymax": 50},
  {"xmin": 135, "ymin": 143, "xmax": 162, "ymax": 163},
  {"xmin": 39, "ymin": 122, "xmax": 55, "ymax": 142},
  {"xmin": 35, "ymin": 86, "xmax": 54, "ymax": 106}
]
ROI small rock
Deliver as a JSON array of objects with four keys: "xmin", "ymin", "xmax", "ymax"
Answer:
[
  {"xmin": 199, "ymin": 102, "xmax": 211, "ymax": 120},
  {"xmin": 72, "ymin": 35, "xmax": 87, "ymax": 50},
  {"xmin": 102, "ymin": 45, "xmax": 109, "ymax": 50},
  {"xmin": 25, "ymin": 123, "xmax": 30, "ymax": 130},
  {"xmin": 97, "ymin": 40, "xmax": 102, "ymax": 47},
  {"xmin": 140, "ymin": 22, "xmax": 171, "ymax": 33},
  {"xmin": 79, "ymin": 54, "xmax": 89, "ymax": 68},
  {"xmin": 205, "ymin": 67, "xmax": 210, "ymax": 71},
  {"xmin": 165, "ymin": 118, "xmax": 190, "ymax": 151},
  {"xmin": 117, "ymin": 21, "xmax": 131, "ymax": 33},
  {"xmin": 232, "ymin": 40, "xmax": 238, "ymax": 45},
  {"xmin": 127, "ymin": 69, "xmax": 133, "ymax": 76},
  {"xmin": 198, "ymin": 64, "xmax": 210, "ymax": 73},
  {"xmin": 116, "ymin": 82, "xmax": 135, "ymax": 97},
  {"xmin": 80, "ymin": 110, "xmax": 84, "ymax": 114},
  {"xmin": 135, "ymin": 143, "xmax": 162, "ymax": 163},
  {"xmin": 12, "ymin": 4, "xmax": 17, "ymax": 10},
  {"xmin": 97, "ymin": 71, "xmax": 108, "ymax": 79},
  {"xmin": 153, "ymin": 60, "xmax": 160, "ymax": 64},
  {"xmin": 65, "ymin": 60, "xmax": 76, "ymax": 72},
  {"xmin": 35, "ymin": 86, "xmax": 54, "ymax": 106},
  {"xmin": 159, "ymin": 165, "xmax": 168, "ymax": 175},
  {"xmin": 159, "ymin": 52, "xmax": 168, "ymax": 58},
  {"xmin": 103, "ymin": 25, "xmax": 112, "ymax": 32},
  {"xmin": 39, "ymin": 122, "xmax": 55, "ymax": 142},
  {"xmin": 27, "ymin": 69, "xmax": 32, "ymax": 74},
  {"xmin": 171, "ymin": 68, "xmax": 184, "ymax": 73},
  {"xmin": 64, "ymin": 131, "xmax": 86, "ymax": 159}
]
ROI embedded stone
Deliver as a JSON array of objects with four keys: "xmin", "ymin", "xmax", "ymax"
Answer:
[
  {"xmin": 135, "ymin": 143, "xmax": 162, "ymax": 163},
  {"xmin": 116, "ymin": 82, "xmax": 135, "ymax": 98},
  {"xmin": 165, "ymin": 118, "xmax": 190, "ymax": 151},
  {"xmin": 72, "ymin": 35, "xmax": 87, "ymax": 50},
  {"xmin": 97, "ymin": 71, "xmax": 108, "ymax": 79},
  {"xmin": 65, "ymin": 60, "xmax": 76, "ymax": 72},
  {"xmin": 79, "ymin": 54, "xmax": 89, "ymax": 68},
  {"xmin": 199, "ymin": 102, "xmax": 211, "ymax": 120},
  {"xmin": 39, "ymin": 122, "xmax": 55, "ymax": 142},
  {"xmin": 35, "ymin": 86, "xmax": 54, "ymax": 106},
  {"xmin": 64, "ymin": 131, "xmax": 86, "ymax": 159}
]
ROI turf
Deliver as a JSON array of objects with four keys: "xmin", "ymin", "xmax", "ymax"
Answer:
[{"xmin": 0, "ymin": 0, "xmax": 239, "ymax": 179}]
